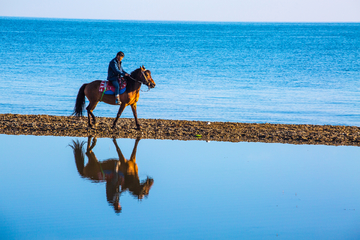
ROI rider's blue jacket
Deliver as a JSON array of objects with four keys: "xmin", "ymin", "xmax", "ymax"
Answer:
[{"xmin": 107, "ymin": 58, "xmax": 127, "ymax": 81}]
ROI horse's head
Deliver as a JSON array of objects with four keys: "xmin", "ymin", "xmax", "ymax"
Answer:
[
  {"xmin": 139, "ymin": 65, "xmax": 156, "ymax": 89},
  {"xmin": 130, "ymin": 177, "xmax": 154, "ymax": 200},
  {"xmin": 139, "ymin": 177, "xmax": 154, "ymax": 199}
]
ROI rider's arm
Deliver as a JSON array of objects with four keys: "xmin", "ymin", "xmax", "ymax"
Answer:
[
  {"xmin": 118, "ymin": 63, "xmax": 128, "ymax": 76},
  {"xmin": 109, "ymin": 59, "xmax": 126, "ymax": 77}
]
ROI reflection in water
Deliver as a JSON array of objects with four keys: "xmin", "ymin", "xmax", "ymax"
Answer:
[{"xmin": 70, "ymin": 136, "xmax": 154, "ymax": 213}]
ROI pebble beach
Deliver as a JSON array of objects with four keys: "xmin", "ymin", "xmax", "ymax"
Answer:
[{"xmin": 1, "ymin": 113, "xmax": 359, "ymax": 146}]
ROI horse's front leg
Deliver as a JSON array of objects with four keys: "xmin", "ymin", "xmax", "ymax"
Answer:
[
  {"xmin": 131, "ymin": 103, "xmax": 141, "ymax": 130},
  {"xmin": 129, "ymin": 137, "xmax": 141, "ymax": 162},
  {"xmin": 112, "ymin": 137, "xmax": 126, "ymax": 164},
  {"xmin": 112, "ymin": 104, "xmax": 126, "ymax": 129}
]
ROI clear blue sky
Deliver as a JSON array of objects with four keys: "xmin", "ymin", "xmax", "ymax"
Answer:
[{"xmin": 1, "ymin": 0, "xmax": 359, "ymax": 22}]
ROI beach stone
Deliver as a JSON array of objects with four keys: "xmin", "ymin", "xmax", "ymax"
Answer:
[{"xmin": 0, "ymin": 113, "xmax": 360, "ymax": 146}]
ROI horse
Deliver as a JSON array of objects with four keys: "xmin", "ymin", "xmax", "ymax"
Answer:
[
  {"xmin": 72, "ymin": 66, "xmax": 156, "ymax": 129},
  {"xmin": 69, "ymin": 136, "xmax": 154, "ymax": 213}
]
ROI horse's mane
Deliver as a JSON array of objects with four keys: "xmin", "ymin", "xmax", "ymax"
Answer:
[
  {"xmin": 130, "ymin": 68, "xmax": 141, "ymax": 77},
  {"xmin": 125, "ymin": 68, "xmax": 142, "ymax": 92}
]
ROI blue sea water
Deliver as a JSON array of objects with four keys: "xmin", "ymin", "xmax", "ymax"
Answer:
[
  {"xmin": 0, "ymin": 17, "xmax": 359, "ymax": 125},
  {"xmin": 1, "ymin": 135, "xmax": 360, "ymax": 239}
]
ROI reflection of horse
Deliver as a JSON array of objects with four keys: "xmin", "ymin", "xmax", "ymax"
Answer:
[
  {"xmin": 72, "ymin": 66, "xmax": 156, "ymax": 129},
  {"xmin": 70, "ymin": 136, "xmax": 154, "ymax": 213}
]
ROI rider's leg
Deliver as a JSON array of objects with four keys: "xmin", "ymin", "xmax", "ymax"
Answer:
[{"xmin": 110, "ymin": 79, "xmax": 121, "ymax": 105}]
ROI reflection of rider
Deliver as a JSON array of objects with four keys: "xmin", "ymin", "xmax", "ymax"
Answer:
[
  {"xmin": 107, "ymin": 51, "xmax": 130, "ymax": 105},
  {"xmin": 102, "ymin": 161, "xmax": 125, "ymax": 213}
]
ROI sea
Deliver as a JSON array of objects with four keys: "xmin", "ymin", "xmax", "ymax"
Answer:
[
  {"xmin": 0, "ymin": 17, "xmax": 359, "ymax": 125},
  {"xmin": 1, "ymin": 17, "xmax": 360, "ymax": 240}
]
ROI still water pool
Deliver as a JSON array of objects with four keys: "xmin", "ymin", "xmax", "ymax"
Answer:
[{"xmin": 0, "ymin": 134, "xmax": 359, "ymax": 239}]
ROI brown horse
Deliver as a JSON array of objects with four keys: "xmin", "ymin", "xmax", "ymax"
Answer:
[
  {"xmin": 73, "ymin": 66, "xmax": 156, "ymax": 129},
  {"xmin": 69, "ymin": 136, "xmax": 154, "ymax": 213}
]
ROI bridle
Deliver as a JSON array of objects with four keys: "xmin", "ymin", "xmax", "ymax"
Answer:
[
  {"xmin": 128, "ymin": 68, "xmax": 151, "ymax": 91},
  {"xmin": 140, "ymin": 69, "xmax": 152, "ymax": 92},
  {"xmin": 141, "ymin": 69, "xmax": 150, "ymax": 83},
  {"xmin": 128, "ymin": 68, "xmax": 149, "ymax": 85}
]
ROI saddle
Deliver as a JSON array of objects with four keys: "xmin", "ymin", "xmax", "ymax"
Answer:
[
  {"xmin": 99, "ymin": 78, "xmax": 127, "ymax": 95},
  {"xmin": 97, "ymin": 169, "xmax": 125, "ymax": 184}
]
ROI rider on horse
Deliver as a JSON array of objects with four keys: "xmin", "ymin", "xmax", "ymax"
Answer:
[{"xmin": 107, "ymin": 51, "xmax": 130, "ymax": 105}]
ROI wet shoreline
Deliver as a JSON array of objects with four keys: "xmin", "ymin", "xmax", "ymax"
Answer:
[{"xmin": 0, "ymin": 113, "xmax": 360, "ymax": 146}]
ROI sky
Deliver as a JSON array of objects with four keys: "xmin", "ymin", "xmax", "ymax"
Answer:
[{"xmin": 0, "ymin": 0, "xmax": 359, "ymax": 22}]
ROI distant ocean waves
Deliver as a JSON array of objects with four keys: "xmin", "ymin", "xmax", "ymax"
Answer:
[{"xmin": 0, "ymin": 18, "xmax": 359, "ymax": 126}]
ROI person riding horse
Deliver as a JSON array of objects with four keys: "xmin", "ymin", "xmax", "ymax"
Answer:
[
  {"xmin": 107, "ymin": 51, "xmax": 130, "ymax": 105},
  {"xmin": 73, "ymin": 63, "xmax": 156, "ymax": 129}
]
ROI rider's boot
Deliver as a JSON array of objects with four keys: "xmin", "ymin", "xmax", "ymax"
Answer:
[{"xmin": 115, "ymin": 95, "xmax": 121, "ymax": 105}]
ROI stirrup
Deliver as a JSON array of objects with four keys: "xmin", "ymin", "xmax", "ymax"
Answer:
[{"xmin": 115, "ymin": 96, "xmax": 121, "ymax": 105}]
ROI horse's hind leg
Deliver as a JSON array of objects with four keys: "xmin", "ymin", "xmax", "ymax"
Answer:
[
  {"xmin": 86, "ymin": 101, "xmax": 98, "ymax": 128},
  {"xmin": 87, "ymin": 136, "xmax": 97, "ymax": 152},
  {"xmin": 86, "ymin": 108, "xmax": 92, "ymax": 127}
]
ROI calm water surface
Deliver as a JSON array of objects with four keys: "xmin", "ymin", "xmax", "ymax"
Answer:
[{"xmin": 1, "ymin": 134, "xmax": 359, "ymax": 239}]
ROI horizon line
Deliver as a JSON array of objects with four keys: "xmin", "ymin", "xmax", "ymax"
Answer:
[{"xmin": 1, "ymin": 15, "xmax": 359, "ymax": 24}]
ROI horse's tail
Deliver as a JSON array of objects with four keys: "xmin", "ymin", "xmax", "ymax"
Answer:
[
  {"xmin": 72, "ymin": 84, "xmax": 87, "ymax": 117},
  {"xmin": 69, "ymin": 140, "xmax": 86, "ymax": 177}
]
